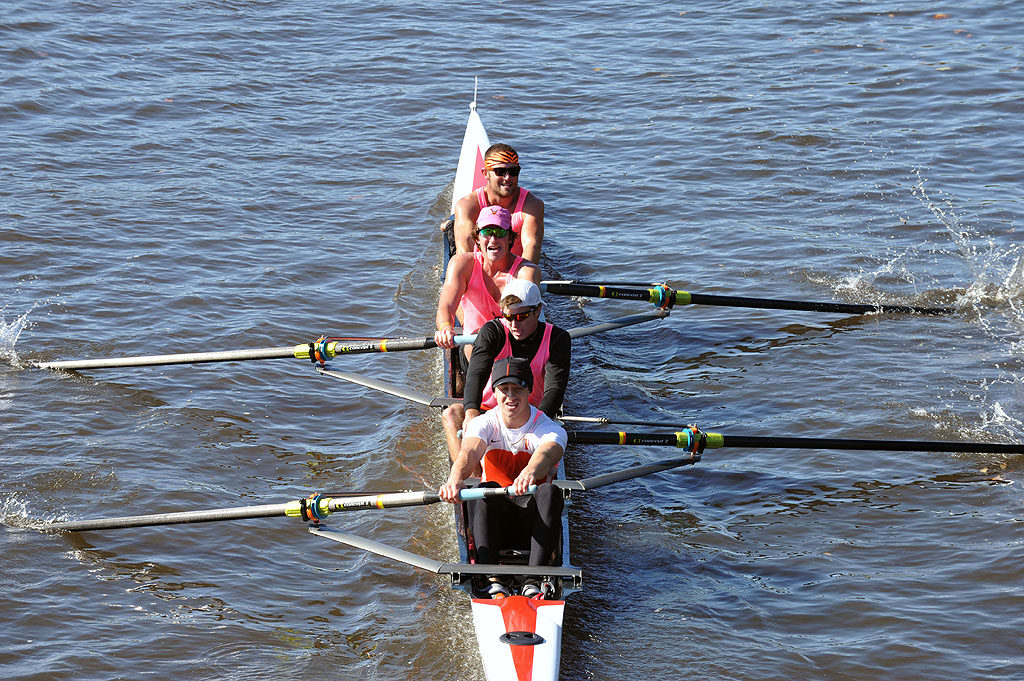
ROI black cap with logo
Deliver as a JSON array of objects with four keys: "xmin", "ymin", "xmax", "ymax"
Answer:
[{"xmin": 490, "ymin": 356, "xmax": 533, "ymax": 391}]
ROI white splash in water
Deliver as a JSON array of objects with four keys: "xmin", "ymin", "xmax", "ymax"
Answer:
[
  {"xmin": 896, "ymin": 170, "xmax": 1024, "ymax": 450},
  {"xmin": 976, "ymin": 401, "xmax": 1024, "ymax": 445},
  {"xmin": 0, "ymin": 305, "xmax": 37, "ymax": 368},
  {"xmin": 0, "ymin": 493, "xmax": 35, "ymax": 529},
  {"xmin": 909, "ymin": 171, "xmax": 1024, "ymax": 351},
  {"xmin": 833, "ymin": 246, "xmax": 926, "ymax": 301}
]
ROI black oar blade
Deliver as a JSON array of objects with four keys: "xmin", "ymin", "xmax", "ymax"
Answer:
[
  {"xmin": 714, "ymin": 434, "xmax": 1024, "ymax": 455},
  {"xmin": 685, "ymin": 292, "xmax": 955, "ymax": 316},
  {"xmin": 541, "ymin": 278, "xmax": 956, "ymax": 316}
]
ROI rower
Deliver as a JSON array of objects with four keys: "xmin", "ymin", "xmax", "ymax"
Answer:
[
  {"xmin": 438, "ymin": 357, "xmax": 566, "ymax": 599},
  {"xmin": 441, "ymin": 279, "xmax": 570, "ymax": 464},
  {"xmin": 452, "ymin": 144, "xmax": 545, "ymax": 263},
  {"xmin": 434, "ymin": 206, "xmax": 540, "ymax": 358}
]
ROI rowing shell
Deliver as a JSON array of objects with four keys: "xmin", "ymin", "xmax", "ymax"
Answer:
[{"xmin": 442, "ymin": 97, "xmax": 579, "ymax": 681}]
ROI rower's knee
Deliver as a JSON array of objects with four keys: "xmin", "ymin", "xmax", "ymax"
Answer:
[
  {"xmin": 532, "ymin": 483, "xmax": 564, "ymax": 512},
  {"xmin": 442, "ymin": 404, "xmax": 465, "ymax": 432}
]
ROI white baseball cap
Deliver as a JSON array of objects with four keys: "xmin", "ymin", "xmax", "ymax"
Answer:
[{"xmin": 501, "ymin": 278, "xmax": 542, "ymax": 307}]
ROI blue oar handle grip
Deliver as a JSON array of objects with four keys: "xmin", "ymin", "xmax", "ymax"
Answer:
[
  {"xmin": 457, "ymin": 484, "xmax": 537, "ymax": 501},
  {"xmin": 454, "ymin": 334, "xmax": 476, "ymax": 346}
]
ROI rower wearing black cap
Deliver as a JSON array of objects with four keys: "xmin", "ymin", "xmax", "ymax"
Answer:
[{"xmin": 438, "ymin": 356, "xmax": 567, "ymax": 599}]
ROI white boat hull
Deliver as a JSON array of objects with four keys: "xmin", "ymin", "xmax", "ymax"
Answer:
[{"xmin": 471, "ymin": 596, "xmax": 566, "ymax": 681}]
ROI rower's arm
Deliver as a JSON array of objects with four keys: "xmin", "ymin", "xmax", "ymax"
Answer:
[
  {"xmin": 512, "ymin": 442, "xmax": 564, "ymax": 496},
  {"xmin": 434, "ymin": 256, "xmax": 472, "ymax": 349},
  {"xmin": 516, "ymin": 262, "xmax": 542, "ymax": 285},
  {"xmin": 439, "ymin": 435, "xmax": 487, "ymax": 502},
  {"xmin": 453, "ymin": 195, "xmax": 478, "ymax": 255},
  {"xmin": 518, "ymin": 195, "xmax": 544, "ymax": 263},
  {"xmin": 436, "ymin": 255, "xmax": 470, "ymax": 328},
  {"xmin": 463, "ymin": 321, "xmax": 502, "ymax": 411}
]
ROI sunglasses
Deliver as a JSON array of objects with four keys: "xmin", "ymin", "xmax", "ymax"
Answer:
[
  {"xmin": 502, "ymin": 306, "xmax": 537, "ymax": 322},
  {"xmin": 478, "ymin": 226, "xmax": 510, "ymax": 238},
  {"xmin": 490, "ymin": 166, "xmax": 521, "ymax": 177}
]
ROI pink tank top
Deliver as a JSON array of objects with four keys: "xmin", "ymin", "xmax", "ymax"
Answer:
[
  {"xmin": 460, "ymin": 252, "xmax": 526, "ymax": 335},
  {"xmin": 475, "ymin": 187, "xmax": 530, "ymax": 257},
  {"xmin": 480, "ymin": 321, "xmax": 553, "ymax": 410}
]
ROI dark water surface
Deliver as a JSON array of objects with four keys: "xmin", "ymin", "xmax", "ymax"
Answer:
[{"xmin": 2, "ymin": 2, "xmax": 1022, "ymax": 680}]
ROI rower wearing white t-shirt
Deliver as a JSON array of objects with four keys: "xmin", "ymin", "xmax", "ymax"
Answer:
[{"xmin": 438, "ymin": 356, "xmax": 566, "ymax": 598}]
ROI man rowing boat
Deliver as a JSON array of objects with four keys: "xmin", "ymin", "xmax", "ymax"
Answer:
[
  {"xmin": 434, "ymin": 206, "xmax": 540, "ymax": 356},
  {"xmin": 441, "ymin": 279, "xmax": 571, "ymax": 463},
  {"xmin": 439, "ymin": 356, "xmax": 566, "ymax": 598},
  {"xmin": 452, "ymin": 144, "xmax": 544, "ymax": 263}
]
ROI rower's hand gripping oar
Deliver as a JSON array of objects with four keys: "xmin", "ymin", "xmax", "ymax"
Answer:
[
  {"xmin": 34, "ymin": 333, "xmax": 476, "ymax": 371},
  {"xmin": 541, "ymin": 280, "xmax": 955, "ymax": 316}
]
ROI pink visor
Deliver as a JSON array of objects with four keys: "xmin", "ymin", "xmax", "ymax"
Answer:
[{"xmin": 477, "ymin": 205, "xmax": 512, "ymax": 230}]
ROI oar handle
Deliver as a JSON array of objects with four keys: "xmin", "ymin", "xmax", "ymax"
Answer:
[{"xmin": 458, "ymin": 485, "xmax": 537, "ymax": 500}]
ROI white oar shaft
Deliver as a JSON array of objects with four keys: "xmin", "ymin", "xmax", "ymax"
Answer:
[
  {"xmin": 45, "ymin": 502, "xmax": 294, "ymax": 532},
  {"xmin": 37, "ymin": 346, "xmax": 297, "ymax": 370}
]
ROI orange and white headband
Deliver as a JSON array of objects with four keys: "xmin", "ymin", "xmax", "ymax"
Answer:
[{"xmin": 484, "ymin": 149, "xmax": 519, "ymax": 170}]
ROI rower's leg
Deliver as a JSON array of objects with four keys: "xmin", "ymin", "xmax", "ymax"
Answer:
[
  {"xmin": 471, "ymin": 486, "xmax": 513, "ymax": 566},
  {"xmin": 441, "ymin": 404, "xmax": 465, "ymax": 464},
  {"xmin": 528, "ymin": 483, "xmax": 564, "ymax": 567}
]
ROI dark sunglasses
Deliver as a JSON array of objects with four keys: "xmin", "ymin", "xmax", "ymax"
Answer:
[
  {"xmin": 478, "ymin": 226, "xmax": 510, "ymax": 238},
  {"xmin": 490, "ymin": 166, "xmax": 521, "ymax": 177},
  {"xmin": 502, "ymin": 306, "xmax": 537, "ymax": 322}
]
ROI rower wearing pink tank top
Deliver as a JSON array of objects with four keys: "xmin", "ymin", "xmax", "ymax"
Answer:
[
  {"xmin": 434, "ymin": 205, "xmax": 541, "ymax": 355},
  {"xmin": 452, "ymin": 144, "xmax": 545, "ymax": 263},
  {"xmin": 440, "ymin": 279, "xmax": 571, "ymax": 466}
]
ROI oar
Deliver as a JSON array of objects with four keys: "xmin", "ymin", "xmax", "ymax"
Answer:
[
  {"xmin": 566, "ymin": 310, "xmax": 669, "ymax": 338},
  {"xmin": 42, "ymin": 487, "xmax": 523, "ymax": 533},
  {"xmin": 34, "ymin": 334, "xmax": 475, "ymax": 371},
  {"xmin": 541, "ymin": 280, "xmax": 955, "ymax": 315},
  {"xmin": 42, "ymin": 458, "xmax": 706, "ymax": 533},
  {"xmin": 316, "ymin": 366, "xmax": 459, "ymax": 408},
  {"xmin": 567, "ymin": 430, "xmax": 1024, "ymax": 455},
  {"xmin": 309, "ymin": 526, "xmax": 583, "ymax": 581},
  {"xmin": 315, "ymin": 311, "xmax": 673, "ymax": 408}
]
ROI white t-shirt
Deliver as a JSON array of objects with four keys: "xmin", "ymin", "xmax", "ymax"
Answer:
[{"xmin": 463, "ymin": 406, "xmax": 567, "ymax": 486}]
